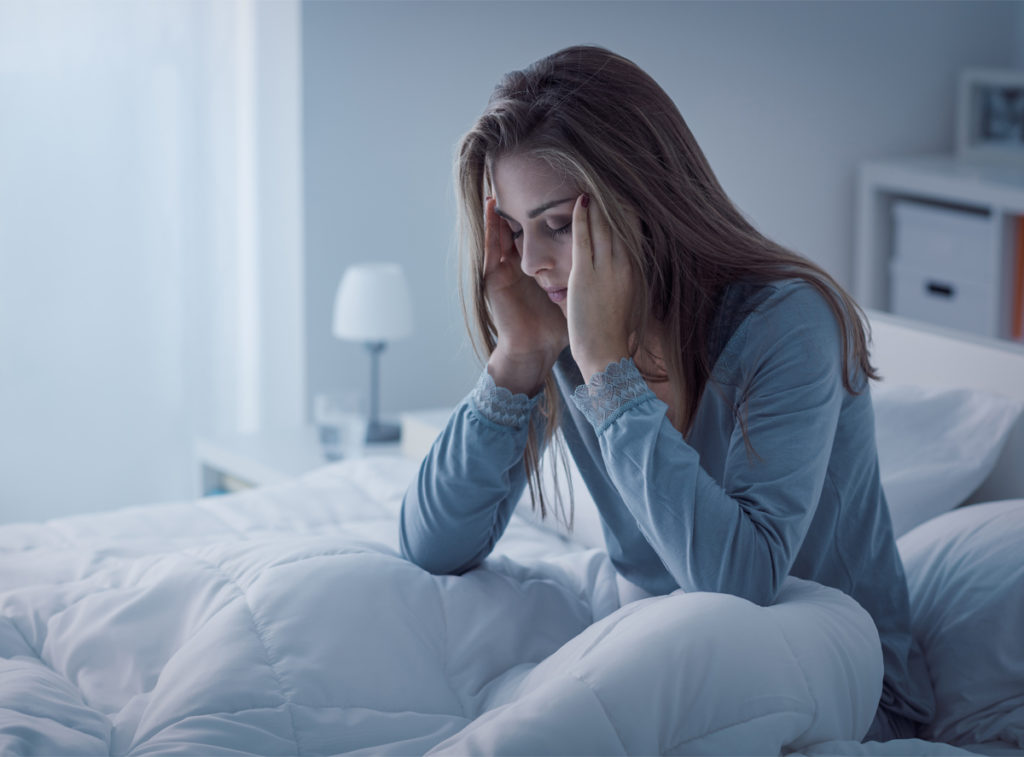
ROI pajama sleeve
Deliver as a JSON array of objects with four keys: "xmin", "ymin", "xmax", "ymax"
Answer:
[
  {"xmin": 399, "ymin": 369, "xmax": 545, "ymax": 575},
  {"xmin": 572, "ymin": 285, "xmax": 846, "ymax": 606}
]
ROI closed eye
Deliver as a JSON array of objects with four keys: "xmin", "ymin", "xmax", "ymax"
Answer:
[
  {"xmin": 507, "ymin": 220, "xmax": 570, "ymax": 243},
  {"xmin": 548, "ymin": 221, "xmax": 572, "ymax": 237}
]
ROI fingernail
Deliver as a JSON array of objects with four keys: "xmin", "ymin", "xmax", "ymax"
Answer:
[{"xmin": 582, "ymin": 194, "xmax": 590, "ymax": 208}]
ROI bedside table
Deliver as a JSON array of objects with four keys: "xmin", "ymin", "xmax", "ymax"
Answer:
[
  {"xmin": 194, "ymin": 426, "xmax": 401, "ymax": 496},
  {"xmin": 399, "ymin": 408, "xmax": 452, "ymax": 461}
]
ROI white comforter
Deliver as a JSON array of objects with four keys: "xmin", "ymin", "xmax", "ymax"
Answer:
[{"xmin": 0, "ymin": 457, "xmax": 957, "ymax": 755}]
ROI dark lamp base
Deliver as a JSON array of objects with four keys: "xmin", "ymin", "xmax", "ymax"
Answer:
[{"xmin": 366, "ymin": 420, "xmax": 401, "ymax": 443}]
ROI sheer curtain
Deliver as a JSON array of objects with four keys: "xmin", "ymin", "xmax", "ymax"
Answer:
[{"xmin": 0, "ymin": 0, "xmax": 304, "ymax": 521}]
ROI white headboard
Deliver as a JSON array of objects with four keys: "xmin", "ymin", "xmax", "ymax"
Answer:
[{"xmin": 866, "ymin": 309, "xmax": 1024, "ymax": 504}]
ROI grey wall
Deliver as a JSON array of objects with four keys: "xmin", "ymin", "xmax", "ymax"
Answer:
[
  {"xmin": 302, "ymin": 0, "xmax": 1022, "ymax": 419},
  {"xmin": 1018, "ymin": 2, "xmax": 1024, "ymax": 68}
]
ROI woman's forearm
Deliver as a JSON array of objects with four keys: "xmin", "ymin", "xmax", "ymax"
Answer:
[{"xmin": 399, "ymin": 372, "xmax": 544, "ymax": 574}]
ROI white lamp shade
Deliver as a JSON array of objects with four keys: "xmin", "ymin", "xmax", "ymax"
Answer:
[{"xmin": 332, "ymin": 263, "xmax": 413, "ymax": 342}]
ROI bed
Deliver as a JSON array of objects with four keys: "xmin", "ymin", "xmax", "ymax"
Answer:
[{"xmin": 1, "ymin": 309, "xmax": 1022, "ymax": 756}]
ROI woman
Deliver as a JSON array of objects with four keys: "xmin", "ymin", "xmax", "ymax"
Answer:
[{"xmin": 400, "ymin": 45, "xmax": 933, "ymax": 743}]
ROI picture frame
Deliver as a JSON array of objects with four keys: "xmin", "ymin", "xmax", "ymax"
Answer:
[{"xmin": 956, "ymin": 68, "xmax": 1024, "ymax": 167}]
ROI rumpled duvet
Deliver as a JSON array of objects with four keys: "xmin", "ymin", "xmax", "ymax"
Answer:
[{"xmin": 0, "ymin": 457, "xmax": 892, "ymax": 755}]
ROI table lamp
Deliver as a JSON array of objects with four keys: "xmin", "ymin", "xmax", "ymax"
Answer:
[{"xmin": 332, "ymin": 262, "xmax": 413, "ymax": 442}]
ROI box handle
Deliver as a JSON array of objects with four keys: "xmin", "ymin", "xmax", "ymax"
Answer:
[{"xmin": 925, "ymin": 281, "xmax": 955, "ymax": 298}]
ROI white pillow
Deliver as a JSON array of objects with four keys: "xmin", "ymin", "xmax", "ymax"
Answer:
[
  {"xmin": 897, "ymin": 498, "xmax": 1024, "ymax": 747},
  {"xmin": 873, "ymin": 383, "xmax": 1023, "ymax": 538}
]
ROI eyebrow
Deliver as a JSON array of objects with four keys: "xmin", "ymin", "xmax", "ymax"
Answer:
[{"xmin": 495, "ymin": 196, "xmax": 575, "ymax": 223}]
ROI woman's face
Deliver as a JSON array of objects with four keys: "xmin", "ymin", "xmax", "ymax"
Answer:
[{"xmin": 491, "ymin": 152, "xmax": 580, "ymax": 312}]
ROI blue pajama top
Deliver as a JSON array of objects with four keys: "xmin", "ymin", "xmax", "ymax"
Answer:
[{"xmin": 399, "ymin": 278, "xmax": 935, "ymax": 735}]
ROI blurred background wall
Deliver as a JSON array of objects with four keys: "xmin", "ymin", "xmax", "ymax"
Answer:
[
  {"xmin": 303, "ymin": 0, "xmax": 1023, "ymax": 420},
  {"xmin": 1, "ymin": 0, "xmax": 1021, "ymax": 522}
]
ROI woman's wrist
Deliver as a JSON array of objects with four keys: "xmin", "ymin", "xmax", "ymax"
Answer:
[
  {"xmin": 578, "ymin": 352, "xmax": 629, "ymax": 385},
  {"xmin": 575, "ymin": 337, "xmax": 632, "ymax": 384},
  {"xmin": 471, "ymin": 368, "xmax": 542, "ymax": 430},
  {"xmin": 486, "ymin": 346, "xmax": 558, "ymax": 397},
  {"xmin": 572, "ymin": 356, "xmax": 656, "ymax": 435}
]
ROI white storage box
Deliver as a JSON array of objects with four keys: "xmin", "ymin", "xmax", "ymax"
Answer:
[{"xmin": 889, "ymin": 200, "xmax": 1003, "ymax": 338}]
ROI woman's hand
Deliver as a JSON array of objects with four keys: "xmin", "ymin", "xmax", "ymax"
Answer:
[
  {"xmin": 482, "ymin": 197, "xmax": 568, "ymax": 395},
  {"xmin": 568, "ymin": 195, "xmax": 635, "ymax": 383}
]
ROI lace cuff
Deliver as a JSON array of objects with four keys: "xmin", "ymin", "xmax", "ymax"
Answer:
[
  {"xmin": 572, "ymin": 357, "xmax": 655, "ymax": 434},
  {"xmin": 470, "ymin": 369, "xmax": 542, "ymax": 430}
]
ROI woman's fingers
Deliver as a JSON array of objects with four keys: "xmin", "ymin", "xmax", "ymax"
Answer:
[
  {"xmin": 589, "ymin": 197, "xmax": 614, "ymax": 270},
  {"xmin": 571, "ymin": 194, "xmax": 593, "ymax": 272},
  {"xmin": 498, "ymin": 212, "xmax": 511, "ymax": 264},
  {"xmin": 484, "ymin": 196, "xmax": 516, "ymax": 271},
  {"xmin": 483, "ymin": 197, "xmax": 499, "ymax": 275},
  {"xmin": 483, "ymin": 198, "xmax": 507, "ymax": 274},
  {"xmin": 572, "ymin": 193, "xmax": 618, "ymax": 274}
]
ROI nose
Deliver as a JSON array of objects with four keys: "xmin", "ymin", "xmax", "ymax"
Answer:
[{"xmin": 519, "ymin": 234, "xmax": 555, "ymax": 278}]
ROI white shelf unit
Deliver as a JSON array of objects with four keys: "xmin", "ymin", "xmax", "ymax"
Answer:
[{"xmin": 854, "ymin": 154, "xmax": 1024, "ymax": 341}]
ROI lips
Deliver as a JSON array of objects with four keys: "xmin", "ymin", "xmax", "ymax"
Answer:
[{"xmin": 543, "ymin": 286, "xmax": 568, "ymax": 303}]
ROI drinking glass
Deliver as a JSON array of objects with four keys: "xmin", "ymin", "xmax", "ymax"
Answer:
[{"xmin": 313, "ymin": 391, "xmax": 368, "ymax": 461}]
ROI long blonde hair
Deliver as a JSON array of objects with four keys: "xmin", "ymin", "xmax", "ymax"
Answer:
[{"xmin": 455, "ymin": 45, "xmax": 876, "ymax": 521}]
